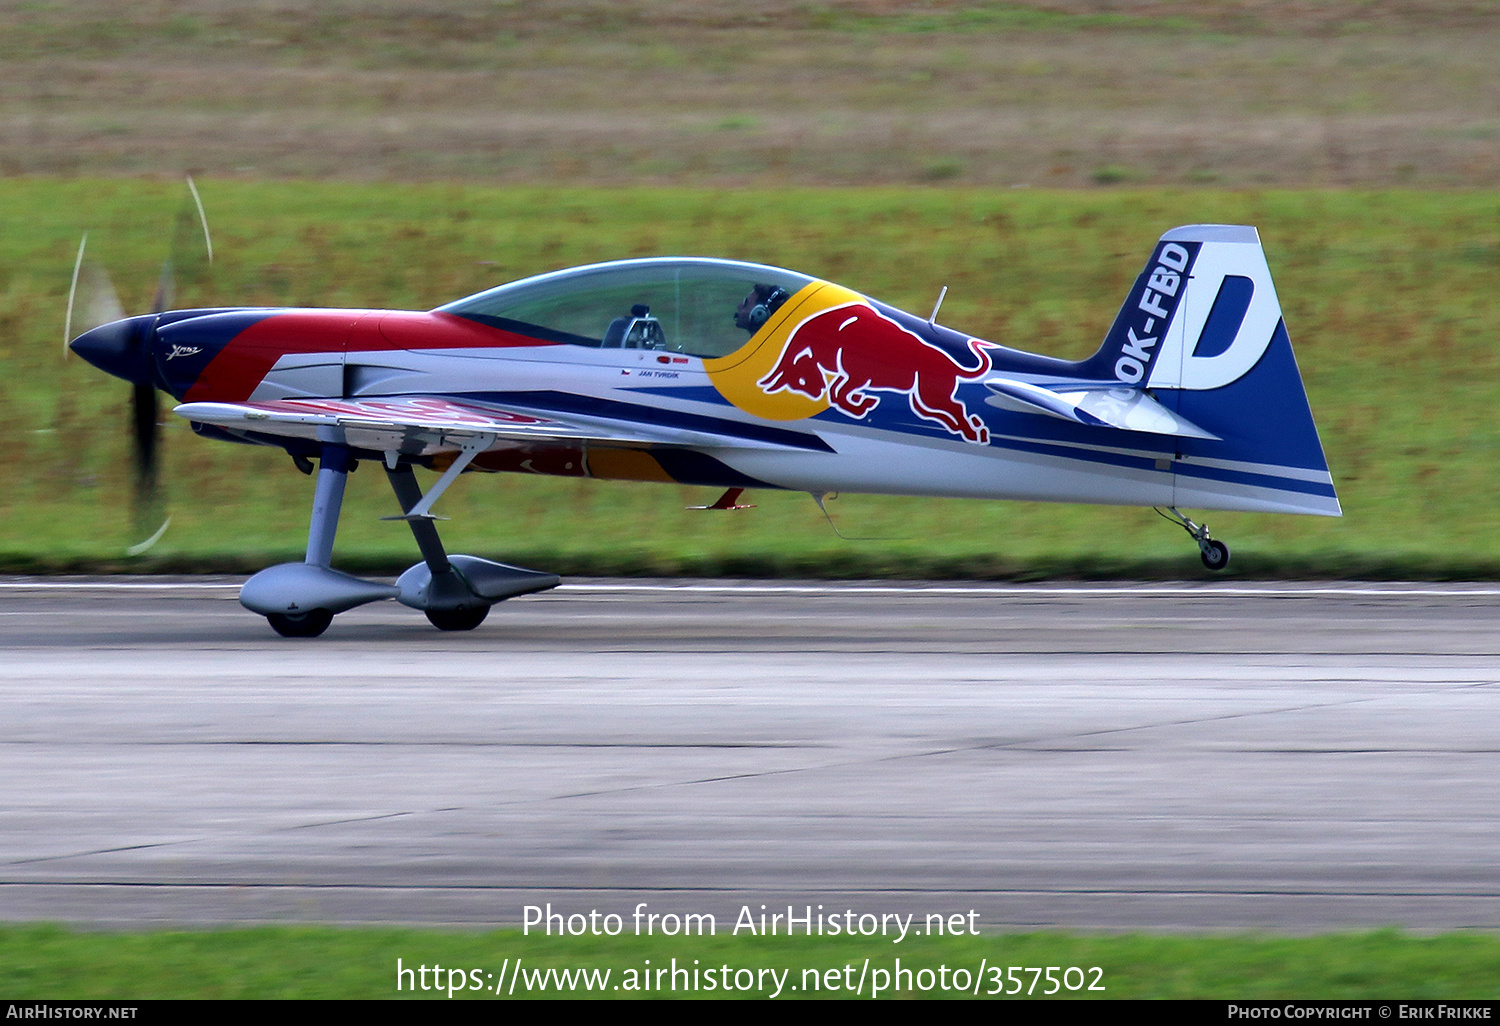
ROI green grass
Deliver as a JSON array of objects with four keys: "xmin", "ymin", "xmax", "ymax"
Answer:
[
  {"xmin": 0, "ymin": 1, "xmax": 1444, "ymax": 64},
  {"xmin": 823, "ymin": 2, "xmax": 1200, "ymax": 35},
  {"xmin": 4, "ymin": 2, "xmax": 1490, "ymax": 62},
  {"xmin": 3, "ymin": 925, "xmax": 1498, "ymax": 999},
  {"xmin": 6, "ymin": 3, "xmax": 1498, "ymax": 188},
  {"xmin": 4, "ymin": 180, "xmax": 1499, "ymax": 579}
]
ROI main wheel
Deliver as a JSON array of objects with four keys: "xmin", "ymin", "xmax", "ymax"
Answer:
[
  {"xmin": 1200, "ymin": 539, "xmax": 1231, "ymax": 571},
  {"xmin": 425, "ymin": 604, "xmax": 490, "ymax": 631},
  {"xmin": 266, "ymin": 608, "xmax": 334, "ymax": 638}
]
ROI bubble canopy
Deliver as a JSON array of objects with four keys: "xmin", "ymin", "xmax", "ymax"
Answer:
[{"xmin": 435, "ymin": 257, "xmax": 816, "ymax": 358}]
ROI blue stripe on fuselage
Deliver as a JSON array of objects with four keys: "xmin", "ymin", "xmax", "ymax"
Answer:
[{"xmin": 465, "ymin": 391, "xmax": 837, "ymax": 453}]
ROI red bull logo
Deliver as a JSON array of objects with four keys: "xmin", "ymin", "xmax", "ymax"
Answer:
[{"xmin": 756, "ymin": 303, "xmax": 992, "ymax": 444}]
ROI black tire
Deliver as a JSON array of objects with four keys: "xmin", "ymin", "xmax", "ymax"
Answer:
[
  {"xmin": 425, "ymin": 604, "xmax": 490, "ymax": 632},
  {"xmin": 1200, "ymin": 540, "xmax": 1231, "ymax": 571},
  {"xmin": 267, "ymin": 608, "xmax": 334, "ymax": 638}
]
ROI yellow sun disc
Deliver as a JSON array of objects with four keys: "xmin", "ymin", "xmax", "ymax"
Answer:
[{"xmin": 703, "ymin": 281, "xmax": 868, "ymax": 422}]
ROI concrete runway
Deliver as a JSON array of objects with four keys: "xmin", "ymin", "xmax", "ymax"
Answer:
[{"xmin": 2, "ymin": 577, "xmax": 1499, "ymax": 932}]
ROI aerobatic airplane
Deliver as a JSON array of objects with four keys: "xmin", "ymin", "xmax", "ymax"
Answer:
[{"xmin": 69, "ymin": 219, "xmax": 1339, "ymax": 636}]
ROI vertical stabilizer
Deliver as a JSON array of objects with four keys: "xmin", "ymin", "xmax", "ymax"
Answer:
[{"xmin": 1083, "ymin": 225, "xmax": 1339, "ymax": 517}]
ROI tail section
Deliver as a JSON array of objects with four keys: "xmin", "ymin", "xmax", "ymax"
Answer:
[{"xmin": 1083, "ymin": 225, "xmax": 1339, "ymax": 517}]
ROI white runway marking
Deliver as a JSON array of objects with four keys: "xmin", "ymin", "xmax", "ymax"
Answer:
[{"xmin": 5, "ymin": 576, "xmax": 1500, "ymax": 599}]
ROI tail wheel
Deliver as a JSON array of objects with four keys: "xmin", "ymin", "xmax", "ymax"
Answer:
[
  {"xmin": 266, "ymin": 609, "xmax": 334, "ymax": 638},
  {"xmin": 425, "ymin": 605, "xmax": 490, "ymax": 631},
  {"xmin": 1200, "ymin": 540, "xmax": 1231, "ymax": 572}
]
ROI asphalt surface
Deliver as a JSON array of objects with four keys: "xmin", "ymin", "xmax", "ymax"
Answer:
[{"xmin": 2, "ymin": 577, "xmax": 1498, "ymax": 931}]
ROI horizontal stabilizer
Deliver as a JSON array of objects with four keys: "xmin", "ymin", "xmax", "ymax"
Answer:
[{"xmin": 983, "ymin": 377, "xmax": 1218, "ymax": 439}]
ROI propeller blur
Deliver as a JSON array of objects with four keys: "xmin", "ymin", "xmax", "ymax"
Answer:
[{"xmin": 67, "ymin": 179, "xmax": 213, "ymax": 550}]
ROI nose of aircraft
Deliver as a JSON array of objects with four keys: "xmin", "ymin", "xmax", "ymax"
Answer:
[{"xmin": 69, "ymin": 314, "xmax": 157, "ymax": 386}]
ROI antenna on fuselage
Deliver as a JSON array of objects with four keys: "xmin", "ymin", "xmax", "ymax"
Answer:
[{"xmin": 927, "ymin": 285, "xmax": 948, "ymax": 326}]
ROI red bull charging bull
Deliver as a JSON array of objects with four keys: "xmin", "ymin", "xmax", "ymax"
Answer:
[{"xmin": 757, "ymin": 302, "xmax": 993, "ymax": 444}]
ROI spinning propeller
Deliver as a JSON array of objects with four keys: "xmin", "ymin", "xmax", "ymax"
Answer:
[{"xmin": 66, "ymin": 178, "xmax": 213, "ymax": 553}]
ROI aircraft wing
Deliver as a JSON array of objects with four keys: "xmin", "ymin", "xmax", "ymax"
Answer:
[
  {"xmin": 983, "ymin": 376, "xmax": 1219, "ymax": 440},
  {"xmin": 174, "ymin": 395, "xmax": 801, "ymax": 456}
]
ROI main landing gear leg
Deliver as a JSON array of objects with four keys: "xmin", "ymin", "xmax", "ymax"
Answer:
[
  {"xmin": 305, "ymin": 444, "xmax": 349, "ymax": 571},
  {"xmin": 239, "ymin": 445, "xmax": 400, "ymax": 636},
  {"xmin": 386, "ymin": 464, "xmax": 487, "ymax": 631},
  {"xmin": 385, "ymin": 462, "xmax": 560, "ymax": 631},
  {"xmin": 1157, "ymin": 507, "xmax": 1231, "ymax": 572}
]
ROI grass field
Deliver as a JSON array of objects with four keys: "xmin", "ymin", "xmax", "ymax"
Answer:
[
  {"xmin": 3, "ymin": 2, "xmax": 1497, "ymax": 579},
  {"xmin": 4, "ymin": 925, "xmax": 1499, "ymax": 999},
  {"xmin": 2, "ymin": 179, "xmax": 1498, "ymax": 578},
  {"xmin": 2, "ymin": 1, "xmax": 1498, "ymax": 188}
]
